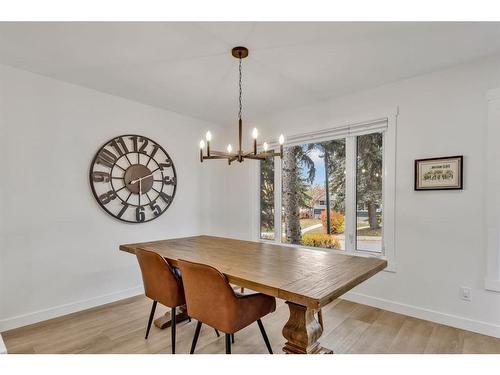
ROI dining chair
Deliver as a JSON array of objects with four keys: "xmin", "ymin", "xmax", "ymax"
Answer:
[
  {"xmin": 135, "ymin": 248, "xmax": 186, "ymax": 354},
  {"xmin": 178, "ymin": 259, "xmax": 276, "ymax": 354},
  {"xmin": 135, "ymin": 249, "xmax": 221, "ymax": 354}
]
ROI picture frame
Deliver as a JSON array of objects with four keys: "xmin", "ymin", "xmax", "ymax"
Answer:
[{"xmin": 414, "ymin": 155, "xmax": 463, "ymax": 191}]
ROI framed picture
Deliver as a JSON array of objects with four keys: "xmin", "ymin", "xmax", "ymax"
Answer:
[{"xmin": 414, "ymin": 155, "xmax": 463, "ymax": 190}]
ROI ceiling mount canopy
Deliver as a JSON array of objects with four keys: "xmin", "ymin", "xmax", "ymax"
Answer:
[
  {"xmin": 231, "ymin": 46, "xmax": 249, "ymax": 59},
  {"xmin": 199, "ymin": 46, "xmax": 284, "ymax": 164}
]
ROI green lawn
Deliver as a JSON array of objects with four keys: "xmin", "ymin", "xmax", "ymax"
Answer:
[
  {"xmin": 357, "ymin": 227, "xmax": 382, "ymax": 237},
  {"xmin": 299, "ymin": 218, "xmax": 381, "ymax": 236},
  {"xmin": 357, "ymin": 219, "xmax": 382, "ymax": 236},
  {"xmin": 300, "ymin": 218, "xmax": 324, "ymax": 234},
  {"xmin": 300, "ymin": 218, "xmax": 321, "ymax": 228},
  {"xmin": 306, "ymin": 227, "xmax": 324, "ymax": 234}
]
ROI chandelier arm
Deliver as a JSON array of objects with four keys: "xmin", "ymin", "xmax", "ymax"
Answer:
[
  {"xmin": 243, "ymin": 149, "xmax": 282, "ymax": 158},
  {"xmin": 242, "ymin": 154, "xmax": 267, "ymax": 161},
  {"xmin": 209, "ymin": 150, "xmax": 237, "ymax": 157},
  {"xmin": 202, "ymin": 156, "xmax": 231, "ymax": 160}
]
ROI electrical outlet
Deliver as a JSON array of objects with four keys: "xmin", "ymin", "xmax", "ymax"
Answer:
[{"xmin": 460, "ymin": 287, "xmax": 471, "ymax": 302}]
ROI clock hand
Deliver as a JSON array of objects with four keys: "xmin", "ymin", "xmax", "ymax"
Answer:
[
  {"xmin": 130, "ymin": 173, "xmax": 153, "ymax": 185},
  {"xmin": 138, "ymin": 179, "xmax": 142, "ymax": 207}
]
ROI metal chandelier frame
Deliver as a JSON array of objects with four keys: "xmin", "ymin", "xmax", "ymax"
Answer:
[{"xmin": 199, "ymin": 46, "xmax": 284, "ymax": 165}]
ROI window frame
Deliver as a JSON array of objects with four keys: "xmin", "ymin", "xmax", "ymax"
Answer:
[{"xmin": 253, "ymin": 109, "xmax": 397, "ymax": 272}]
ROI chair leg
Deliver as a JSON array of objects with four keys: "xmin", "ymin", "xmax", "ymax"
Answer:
[
  {"xmin": 225, "ymin": 333, "xmax": 231, "ymax": 354},
  {"xmin": 256, "ymin": 319, "xmax": 273, "ymax": 354},
  {"xmin": 145, "ymin": 300, "xmax": 157, "ymax": 340},
  {"xmin": 214, "ymin": 329, "xmax": 220, "ymax": 337},
  {"xmin": 231, "ymin": 333, "xmax": 235, "ymax": 343},
  {"xmin": 171, "ymin": 307, "xmax": 176, "ymax": 354},
  {"xmin": 190, "ymin": 321, "xmax": 202, "ymax": 354}
]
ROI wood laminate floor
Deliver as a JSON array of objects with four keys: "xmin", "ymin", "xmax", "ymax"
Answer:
[{"xmin": 2, "ymin": 295, "xmax": 499, "ymax": 354}]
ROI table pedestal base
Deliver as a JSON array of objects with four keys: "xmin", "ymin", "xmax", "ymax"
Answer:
[
  {"xmin": 154, "ymin": 305, "xmax": 190, "ymax": 329},
  {"xmin": 282, "ymin": 302, "xmax": 333, "ymax": 354}
]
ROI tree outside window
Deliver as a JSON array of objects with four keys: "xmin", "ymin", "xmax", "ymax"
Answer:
[{"xmin": 259, "ymin": 131, "xmax": 383, "ymax": 253}]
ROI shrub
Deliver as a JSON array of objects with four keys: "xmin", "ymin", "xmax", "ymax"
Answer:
[
  {"xmin": 319, "ymin": 210, "xmax": 345, "ymax": 234},
  {"xmin": 301, "ymin": 233, "xmax": 341, "ymax": 249}
]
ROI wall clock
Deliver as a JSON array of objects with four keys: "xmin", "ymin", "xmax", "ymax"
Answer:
[{"xmin": 89, "ymin": 134, "xmax": 177, "ymax": 223}]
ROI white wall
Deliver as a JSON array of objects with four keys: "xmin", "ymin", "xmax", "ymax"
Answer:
[
  {"xmin": 213, "ymin": 56, "xmax": 500, "ymax": 337},
  {"xmin": 0, "ymin": 64, "xmax": 222, "ymax": 331},
  {"xmin": 1, "ymin": 55, "xmax": 500, "ymax": 338},
  {"xmin": 485, "ymin": 88, "xmax": 500, "ymax": 292}
]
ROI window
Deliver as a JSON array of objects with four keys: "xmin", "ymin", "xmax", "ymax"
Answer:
[
  {"xmin": 356, "ymin": 133, "xmax": 383, "ymax": 253},
  {"xmin": 258, "ymin": 116, "xmax": 395, "ymax": 264},
  {"xmin": 259, "ymin": 153, "xmax": 275, "ymax": 240},
  {"xmin": 281, "ymin": 140, "xmax": 345, "ymax": 250}
]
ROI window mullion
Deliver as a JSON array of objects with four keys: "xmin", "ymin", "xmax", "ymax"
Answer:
[{"xmin": 345, "ymin": 136, "xmax": 357, "ymax": 253}]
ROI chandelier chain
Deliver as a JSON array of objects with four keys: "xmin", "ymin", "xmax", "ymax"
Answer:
[{"xmin": 238, "ymin": 57, "xmax": 242, "ymax": 121}]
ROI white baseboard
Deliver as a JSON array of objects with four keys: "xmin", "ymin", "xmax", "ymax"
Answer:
[
  {"xmin": 0, "ymin": 286, "xmax": 144, "ymax": 333},
  {"xmin": 341, "ymin": 291, "xmax": 500, "ymax": 339},
  {"xmin": 0, "ymin": 334, "xmax": 7, "ymax": 354}
]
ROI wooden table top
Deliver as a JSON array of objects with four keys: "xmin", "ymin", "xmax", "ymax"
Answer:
[{"xmin": 120, "ymin": 235, "xmax": 387, "ymax": 309}]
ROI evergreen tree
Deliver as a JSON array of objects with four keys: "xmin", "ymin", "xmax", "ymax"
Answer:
[
  {"xmin": 259, "ymin": 155, "xmax": 274, "ymax": 233},
  {"xmin": 282, "ymin": 144, "xmax": 315, "ymax": 244},
  {"xmin": 356, "ymin": 133, "xmax": 383, "ymax": 229}
]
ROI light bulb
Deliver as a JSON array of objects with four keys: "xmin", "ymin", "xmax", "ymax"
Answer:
[
  {"xmin": 362, "ymin": 168, "xmax": 366, "ymax": 174},
  {"xmin": 263, "ymin": 142, "xmax": 269, "ymax": 152},
  {"xmin": 206, "ymin": 131, "xmax": 212, "ymax": 142},
  {"xmin": 199, "ymin": 140, "xmax": 205, "ymax": 149},
  {"xmin": 375, "ymin": 173, "xmax": 379, "ymax": 177},
  {"xmin": 227, "ymin": 144, "xmax": 233, "ymax": 153},
  {"xmin": 252, "ymin": 128, "xmax": 259, "ymax": 139},
  {"xmin": 278, "ymin": 134, "xmax": 285, "ymax": 145}
]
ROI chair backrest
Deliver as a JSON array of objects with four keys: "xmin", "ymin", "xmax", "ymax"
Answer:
[
  {"xmin": 178, "ymin": 259, "xmax": 238, "ymax": 332},
  {"xmin": 135, "ymin": 249, "xmax": 185, "ymax": 308}
]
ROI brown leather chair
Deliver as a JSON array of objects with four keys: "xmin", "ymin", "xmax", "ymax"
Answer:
[
  {"xmin": 178, "ymin": 259, "xmax": 276, "ymax": 354},
  {"xmin": 136, "ymin": 249, "xmax": 221, "ymax": 354},
  {"xmin": 135, "ymin": 248, "xmax": 187, "ymax": 354}
]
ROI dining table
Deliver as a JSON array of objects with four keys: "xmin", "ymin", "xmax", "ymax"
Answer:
[{"xmin": 120, "ymin": 235, "xmax": 387, "ymax": 354}]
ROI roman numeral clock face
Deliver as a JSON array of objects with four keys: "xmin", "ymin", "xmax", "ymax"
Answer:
[{"xmin": 90, "ymin": 135, "xmax": 177, "ymax": 223}]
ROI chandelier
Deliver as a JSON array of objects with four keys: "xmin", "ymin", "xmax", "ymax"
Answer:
[{"xmin": 199, "ymin": 46, "xmax": 284, "ymax": 164}]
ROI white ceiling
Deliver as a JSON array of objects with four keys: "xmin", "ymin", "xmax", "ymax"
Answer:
[{"xmin": 1, "ymin": 22, "xmax": 500, "ymax": 126}]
